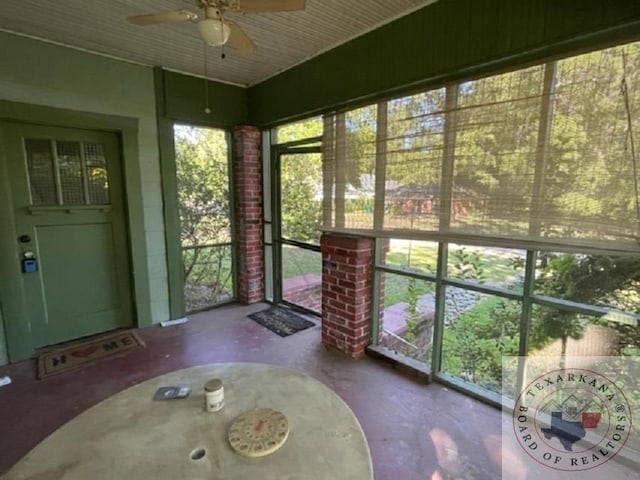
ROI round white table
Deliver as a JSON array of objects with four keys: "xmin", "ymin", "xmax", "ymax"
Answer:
[{"xmin": 4, "ymin": 363, "xmax": 373, "ymax": 479}]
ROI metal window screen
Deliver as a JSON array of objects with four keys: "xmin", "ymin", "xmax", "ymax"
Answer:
[
  {"xmin": 84, "ymin": 143, "xmax": 110, "ymax": 205},
  {"xmin": 25, "ymin": 139, "xmax": 57, "ymax": 205},
  {"xmin": 56, "ymin": 141, "xmax": 84, "ymax": 205},
  {"xmin": 322, "ymin": 41, "xmax": 640, "ymax": 254}
]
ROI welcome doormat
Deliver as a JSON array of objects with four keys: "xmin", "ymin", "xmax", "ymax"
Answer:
[
  {"xmin": 37, "ymin": 330, "xmax": 145, "ymax": 379},
  {"xmin": 248, "ymin": 307, "xmax": 315, "ymax": 337}
]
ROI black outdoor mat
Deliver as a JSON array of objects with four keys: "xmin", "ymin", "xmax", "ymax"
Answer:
[{"xmin": 248, "ymin": 306, "xmax": 315, "ymax": 337}]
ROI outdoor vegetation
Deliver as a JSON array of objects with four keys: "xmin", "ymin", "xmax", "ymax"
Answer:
[
  {"xmin": 174, "ymin": 125, "xmax": 233, "ymax": 311},
  {"xmin": 280, "ymin": 152, "xmax": 322, "ymax": 244}
]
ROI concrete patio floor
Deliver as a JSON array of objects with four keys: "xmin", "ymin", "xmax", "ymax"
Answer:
[{"xmin": 0, "ymin": 302, "xmax": 503, "ymax": 479}]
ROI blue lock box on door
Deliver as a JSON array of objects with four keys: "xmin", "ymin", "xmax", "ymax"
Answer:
[{"xmin": 22, "ymin": 258, "xmax": 38, "ymax": 273}]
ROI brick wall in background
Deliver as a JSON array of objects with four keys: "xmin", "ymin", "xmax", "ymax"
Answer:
[
  {"xmin": 320, "ymin": 234, "xmax": 374, "ymax": 357},
  {"xmin": 233, "ymin": 125, "xmax": 264, "ymax": 304}
]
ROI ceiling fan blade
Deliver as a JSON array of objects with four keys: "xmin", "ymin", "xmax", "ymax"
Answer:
[
  {"xmin": 235, "ymin": 0, "xmax": 305, "ymax": 14},
  {"xmin": 226, "ymin": 20, "xmax": 256, "ymax": 55},
  {"xmin": 127, "ymin": 9, "xmax": 198, "ymax": 26}
]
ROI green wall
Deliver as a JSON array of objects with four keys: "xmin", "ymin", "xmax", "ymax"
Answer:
[
  {"xmin": 161, "ymin": 70, "xmax": 248, "ymax": 127},
  {"xmin": 248, "ymin": 0, "xmax": 640, "ymax": 126},
  {"xmin": 0, "ymin": 32, "xmax": 162, "ymax": 362}
]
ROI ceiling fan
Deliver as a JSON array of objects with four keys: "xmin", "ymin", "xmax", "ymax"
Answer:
[{"xmin": 127, "ymin": 0, "xmax": 306, "ymax": 54}]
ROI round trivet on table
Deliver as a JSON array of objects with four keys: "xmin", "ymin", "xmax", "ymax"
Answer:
[{"xmin": 228, "ymin": 407, "xmax": 289, "ymax": 457}]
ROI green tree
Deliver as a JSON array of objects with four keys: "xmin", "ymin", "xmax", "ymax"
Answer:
[
  {"xmin": 442, "ymin": 296, "xmax": 520, "ymax": 391},
  {"xmin": 532, "ymin": 254, "xmax": 586, "ymax": 364},
  {"xmin": 532, "ymin": 253, "xmax": 640, "ymax": 358},
  {"xmin": 280, "ymin": 153, "xmax": 322, "ymax": 243},
  {"xmin": 174, "ymin": 125, "xmax": 232, "ymax": 308},
  {"xmin": 175, "ymin": 126, "xmax": 230, "ymax": 248}
]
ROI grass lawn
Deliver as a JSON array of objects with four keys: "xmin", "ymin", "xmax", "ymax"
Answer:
[
  {"xmin": 282, "ymin": 245, "xmax": 322, "ymax": 278},
  {"xmin": 281, "ymin": 241, "xmax": 523, "ymax": 306},
  {"xmin": 382, "ymin": 273, "xmax": 435, "ymax": 307}
]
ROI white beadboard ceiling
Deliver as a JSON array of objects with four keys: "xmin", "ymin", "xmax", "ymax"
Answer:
[{"xmin": 0, "ymin": 0, "xmax": 438, "ymax": 87}]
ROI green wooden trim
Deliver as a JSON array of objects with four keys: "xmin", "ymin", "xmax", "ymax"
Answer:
[
  {"xmin": 226, "ymin": 130, "xmax": 239, "ymax": 302},
  {"xmin": 430, "ymin": 242, "xmax": 448, "ymax": 374},
  {"xmin": 262, "ymin": 130, "xmax": 273, "ymax": 223},
  {"xmin": 275, "ymin": 136, "xmax": 323, "ymax": 149},
  {"xmin": 442, "ymin": 278, "xmax": 522, "ymax": 301},
  {"xmin": 262, "ymin": 131, "xmax": 274, "ymax": 302},
  {"xmin": 154, "ymin": 68, "xmax": 185, "ymax": 319},
  {"xmin": 433, "ymin": 372, "xmax": 502, "ymax": 409},
  {"xmin": 516, "ymin": 250, "xmax": 537, "ymax": 394},
  {"xmin": 271, "ymin": 147, "xmax": 283, "ymax": 303},
  {"xmin": 0, "ymin": 125, "xmax": 31, "ymax": 361},
  {"xmin": 530, "ymin": 294, "xmax": 640, "ymax": 320},
  {"xmin": 370, "ymin": 239, "xmax": 383, "ymax": 344},
  {"xmin": 376, "ymin": 265, "xmax": 436, "ymax": 284},
  {"xmin": 0, "ymin": 100, "xmax": 151, "ymax": 360},
  {"xmin": 367, "ymin": 344, "xmax": 431, "ymax": 381},
  {"xmin": 120, "ymin": 128, "xmax": 152, "ymax": 329},
  {"xmin": 0, "ymin": 309, "xmax": 7, "ymax": 365}
]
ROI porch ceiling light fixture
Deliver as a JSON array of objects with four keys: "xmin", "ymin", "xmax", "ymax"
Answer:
[{"xmin": 197, "ymin": 14, "xmax": 231, "ymax": 46}]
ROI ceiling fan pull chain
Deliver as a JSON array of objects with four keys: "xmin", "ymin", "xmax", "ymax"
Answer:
[
  {"xmin": 220, "ymin": 11, "xmax": 227, "ymax": 59},
  {"xmin": 204, "ymin": 44, "xmax": 211, "ymax": 114}
]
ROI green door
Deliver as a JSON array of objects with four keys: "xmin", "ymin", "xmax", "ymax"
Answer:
[{"xmin": 2, "ymin": 123, "xmax": 132, "ymax": 348}]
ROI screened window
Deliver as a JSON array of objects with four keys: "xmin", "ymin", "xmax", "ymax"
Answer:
[
  {"xmin": 174, "ymin": 125, "xmax": 233, "ymax": 311},
  {"xmin": 322, "ymin": 41, "xmax": 640, "ymax": 255}
]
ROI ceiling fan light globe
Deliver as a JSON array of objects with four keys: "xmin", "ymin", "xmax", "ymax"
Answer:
[{"xmin": 198, "ymin": 18, "xmax": 231, "ymax": 46}]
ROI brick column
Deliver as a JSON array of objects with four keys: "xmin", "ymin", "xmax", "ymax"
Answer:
[
  {"xmin": 321, "ymin": 233, "xmax": 374, "ymax": 357},
  {"xmin": 233, "ymin": 126, "xmax": 264, "ymax": 304}
]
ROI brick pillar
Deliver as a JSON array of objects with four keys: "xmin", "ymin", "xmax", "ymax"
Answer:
[
  {"xmin": 233, "ymin": 125, "xmax": 264, "ymax": 304},
  {"xmin": 321, "ymin": 233, "xmax": 374, "ymax": 357}
]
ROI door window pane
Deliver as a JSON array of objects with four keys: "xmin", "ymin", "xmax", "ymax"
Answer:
[
  {"xmin": 84, "ymin": 143, "xmax": 110, "ymax": 204},
  {"xmin": 25, "ymin": 138, "xmax": 56, "ymax": 205},
  {"xmin": 57, "ymin": 141, "xmax": 84, "ymax": 205}
]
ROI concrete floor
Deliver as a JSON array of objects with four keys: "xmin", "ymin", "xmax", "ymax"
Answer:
[{"xmin": 0, "ymin": 302, "xmax": 502, "ymax": 479}]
